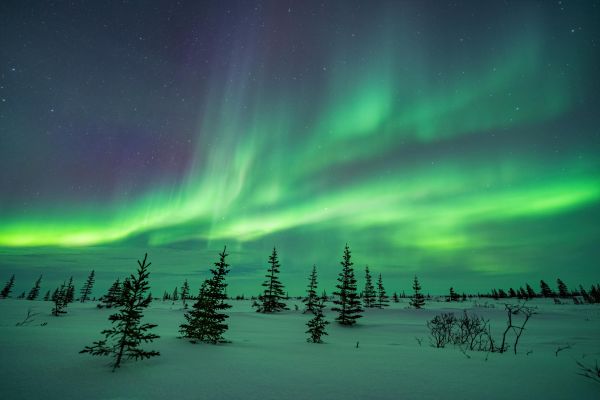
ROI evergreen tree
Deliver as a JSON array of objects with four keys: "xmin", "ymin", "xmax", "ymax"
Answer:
[
  {"xmin": 590, "ymin": 284, "xmax": 600, "ymax": 303},
  {"xmin": 518, "ymin": 287, "xmax": 527, "ymax": 299},
  {"xmin": 52, "ymin": 283, "xmax": 68, "ymax": 316},
  {"xmin": 80, "ymin": 270, "xmax": 95, "ymax": 303},
  {"xmin": 162, "ymin": 290, "xmax": 169, "ymax": 301},
  {"xmin": 26, "ymin": 275, "xmax": 42, "ymax": 300},
  {"xmin": 0, "ymin": 274, "xmax": 15, "ymax": 299},
  {"xmin": 363, "ymin": 266, "xmax": 376, "ymax": 308},
  {"xmin": 43, "ymin": 290, "xmax": 51, "ymax": 301},
  {"xmin": 257, "ymin": 247, "xmax": 288, "ymax": 313},
  {"xmin": 65, "ymin": 276, "xmax": 75, "ymax": 303},
  {"xmin": 100, "ymin": 278, "xmax": 122, "ymax": 308},
  {"xmin": 180, "ymin": 246, "xmax": 232, "ymax": 344},
  {"xmin": 17, "ymin": 291, "xmax": 25, "ymax": 299},
  {"xmin": 80, "ymin": 253, "xmax": 159, "ymax": 371},
  {"xmin": 556, "ymin": 278, "xmax": 569, "ymax": 298},
  {"xmin": 540, "ymin": 280, "xmax": 554, "ymax": 297},
  {"xmin": 392, "ymin": 292, "xmax": 400, "ymax": 303},
  {"xmin": 302, "ymin": 265, "xmax": 319, "ymax": 314},
  {"xmin": 508, "ymin": 288, "xmax": 517, "ymax": 298},
  {"xmin": 448, "ymin": 287, "xmax": 458, "ymax": 302},
  {"xmin": 579, "ymin": 285, "xmax": 592, "ymax": 303},
  {"xmin": 409, "ymin": 276, "xmax": 425, "ymax": 309},
  {"xmin": 306, "ymin": 297, "xmax": 329, "ymax": 343},
  {"xmin": 181, "ymin": 279, "xmax": 190, "ymax": 308},
  {"xmin": 375, "ymin": 273, "xmax": 389, "ymax": 308},
  {"xmin": 498, "ymin": 288, "xmax": 508, "ymax": 298},
  {"xmin": 332, "ymin": 244, "xmax": 363, "ymax": 325},
  {"xmin": 172, "ymin": 287, "xmax": 179, "ymax": 301},
  {"xmin": 526, "ymin": 283, "xmax": 536, "ymax": 298}
]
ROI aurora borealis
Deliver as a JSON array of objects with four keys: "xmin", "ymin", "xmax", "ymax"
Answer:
[{"xmin": 1, "ymin": 1, "xmax": 599, "ymax": 294}]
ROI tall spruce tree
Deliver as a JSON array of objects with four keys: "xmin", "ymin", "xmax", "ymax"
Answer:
[
  {"xmin": 0, "ymin": 275, "xmax": 15, "ymax": 299},
  {"xmin": 302, "ymin": 265, "xmax": 319, "ymax": 314},
  {"xmin": 332, "ymin": 244, "xmax": 363, "ymax": 325},
  {"xmin": 257, "ymin": 247, "xmax": 288, "ymax": 313},
  {"xmin": 80, "ymin": 253, "xmax": 159, "ymax": 371},
  {"xmin": 375, "ymin": 273, "xmax": 389, "ymax": 308},
  {"xmin": 540, "ymin": 280, "xmax": 554, "ymax": 297},
  {"xmin": 26, "ymin": 275, "xmax": 42, "ymax": 300},
  {"xmin": 409, "ymin": 276, "xmax": 425, "ymax": 309},
  {"xmin": 65, "ymin": 276, "xmax": 75, "ymax": 303},
  {"xmin": 363, "ymin": 266, "xmax": 376, "ymax": 308},
  {"xmin": 556, "ymin": 278, "xmax": 569, "ymax": 298},
  {"xmin": 52, "ymin": 283, "xmax": 68, "ymax": 316},
  {"xmin": 306, "ymin": 297, "xmax": 329, "ymax": 343},
  {"xmin": 180, "ymin": 246, "xmax": 232, "ymax": 344},
  {"xmin": 181, "ymin": 279, "xmax": 190, "ymax": 308},
  {"xmin": 80, "ymin": 270, "xmax": 95, "ymax": 303}
]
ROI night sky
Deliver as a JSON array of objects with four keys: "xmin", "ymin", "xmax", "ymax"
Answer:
[{"xmin": 1, "ymin": 1, "xmax": 599, "ymax": 295}]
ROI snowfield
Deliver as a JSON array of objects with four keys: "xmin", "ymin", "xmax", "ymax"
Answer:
[{"xmin": 0, "ymin": 298, "xmax": 599, "ymax": 399}]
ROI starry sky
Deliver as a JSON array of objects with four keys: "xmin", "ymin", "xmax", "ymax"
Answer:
[{"xmin": 1, "ymin": 0, "xmax": 599, "ymax": 295}]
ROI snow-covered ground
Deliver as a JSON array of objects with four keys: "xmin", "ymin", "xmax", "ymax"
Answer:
[{"xmin": 1, "ymin": 298, "xmax": 599, "ymax": 399}]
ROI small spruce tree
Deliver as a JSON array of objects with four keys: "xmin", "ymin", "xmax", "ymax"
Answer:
[
  {"xmin": 172, "ymin": 287, "xmax": 179, "ymax": 301},
  {"xmin": 526, "ymin": 283, "xmax": 536, "ymax": 298},
  {"xmin": 375, "ymin": 273, "xmax": 389, "ymax": 308},
  {"xmin": 80, "ymin": 253, "xmax": 159, "ymax": 371},
  {"xmin": 100, "ymin": 278, "xmax": 122, "ymax": 308},
  {"xmin": 409, "ymin": 276, "xmax": 425, "ymax": 309},
  {"xmin": 52, "ymin": 283, "xmax": 68, "ymax": 316},
  {"xmin": 257, "ymin": 247, "xmax": 288, "ymax": 313},
  {"xmin": 0, "ymin": 274, "xmax": 15, "ymax": 299},
  {"xmin": 180, "ymin": 246, "xmax": 232, "ymax": 344},
  {"xmin": 392, "ymin": 292, "xmax": 400, "ymax": 303},
  {"xmin": 332, "ymin": 244, "xmax": 363, "ymax": 325},
  {"xmin": 65, "ymin": 276, "xmax": 75, "ymax": 303},
  {"xmin": 306, "ymin": 297, "xmax": 329, "ymax": 343},
  {"xmin": 181, "ymin": 279, "xmax": 190, "ymax": 308},
  {"xmin": 302, "ymin": 265, "xmax": 319, "ymax": 314},
  {"xmin": 448, "ymin": 287, "xmax": 458, "ymax": 302},
  {"xmin": 26, "ymin": 275, "xmax": 42, "ymax": 300},
  {"xmin": 556, "ymin": 278, "xmax": 569, "ymax": 298},
  {"xmin": 363, "ymin": 266, "xmax": 376, "ymax": 308},
  {"xmin": 80, "ymin": 270, "xmax": 95, "ymax": 303},
  {"xmin": 540, "ymin": 280, "xmax": 554, "ymax": 297},
  {"xmin": 43, "ymin": 290, "xmax": 51, "ymax": 301}
]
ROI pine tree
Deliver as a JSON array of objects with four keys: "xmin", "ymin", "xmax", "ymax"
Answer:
[
  {"xmin": 80, "ymin": 253, "xmax": 159, "ymax": 371},
  {"xmin": 65, "ymin": 276, "xmax": 75, "ymax": 303},
  {"xmin": 80, "ymin": 270, "xmax": 95, "ymax": 303},
  {"xmin": 0, "ymin": 275, "xmax": 15, "ymax": 299},
  {"xmin": 257, "ymin": 247, "xmax": 288, "ymax": 313},
  {"xmin": 52, "ymin": 283, "xmax": 68, "ymax": 316},
  {"xmin": 498, "ymin": 288, "xmax": 508, "ymax": 298},
  {"xmin": 181, "ymin": 279, "xmax": 190, "ymax": 308},
  {"xmin": 409, "ymin": 276, "xmax": 425, "ymax": 309},
  {"xmin": 26, "ymin": 275, "xmax": 42, "ymax": 300},
  {"xmin": 448, "ymin": 287, "xmax": 458, "ymax": 302},
  {"xmin": 180, "ymin": 246, "xmax": 232, "ymax": 344},
  {"xmin": 375, "ymin": 273, "xmax": 389, "ymax": 308},
  {"xmin": 302, "ymin": 265, "xmax": 319, "ymax": 314},
  {"xmin": 306, "ymin": 297, "xmax": 329, "ymax": 343},
  {"xmin": 363, "ymin": 266, "xmax": 376, "ymax": 308},
  {"xmin": 43, "ymin": 290, "xmax": 51, "ymax": 301},
  {"xmin": 556, "ymin": 278, "xmax": 569, "ymax": 298},
  {"xmin": 172, "ymin": 287, "xmax": 179, "ymax": 301},
  {"xmin": 162, "ymin": 291, "xmax": 169, "ymax": 301},
  {"xmin": 332, "ymin": 244, "xmax": 363, "ymax": 325},
  {"xmin": 526, "ymin": 283, "xmax": 536, "ymax": 298},
  {"xmin": 508, "ymin": 288, "xmax": 517, "ymax": 298},
  {"xmin": 540, "ymin": 280, "xmax": 554, "ymax": 297},
  {"xmin": 392, "ymin": 292, "xmax": 399, "ymax": 303},
  {"xmin": 579, "ymin": 285, "xmax": 592, "ymax": 303},
  {"xmin": 100, "ymin": 278, "xmax": 122, "ymax": 308}
]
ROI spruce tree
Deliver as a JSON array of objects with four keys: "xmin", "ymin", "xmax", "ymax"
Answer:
[
  {"xmin": 332, "ymin": 244, "xmax": 363, "ymax": 325},
  {"xmin": 508, "ymin": 288, "xmax": 517, "ymax": 298},
  {"xmin": 43, "ymin": 290, "xmax": 51, "ymax": 301},
  {"xmin": 181, "ymin": 279, "xmax": 190, "ymax": 308},
  {"xmin": 65, "ymin": 276, "xmax": 75, "ymax": 303},
  {"xmin": 375, "ymin": 273, "xmax": 389, "ymax": 308},
  {"xmin": 363, "ymin": 266, "xmax": 376, "ymax": 308},
  {"xmin": 302, "ymin": 265, "xmax": 319, "ymax": 314},
  {"xmin": 52, "ymin": 283, "xmax": 68, "ymax": 316},
  {"xmin": 306, "ymin": 297, "xmax": 329, "ymax": 343},
  {"xmin": 257, "ymin": 247, "xmax": 288, "ymax": 313},
  {"xmin": 180, "ymin": 246, "xmax": 232, "ymax": 344},
  {"xmin": 0, "ymin": 274, "xmax": 15, "ymax": 299},
  {"xmin": 26, "ymin": 275, "xmax": 42, "ymax": 300},
  {"xmin": 172, "ymin": 287, "xmax": 179, "ymax": 301},
  {"xmin": 392, "ymin": 292, "xmax": 400, "ymax": 303},
  {"xmin": 556, "ymin": 278, "xmax": 569, "ymax": 298},
  {"xmin": 80, "ymin": 270, "xmax": 95, "ymax": 303},
  {"xmin": 540, "ymin": 280, "xmax": 554, "ymax": 297},
  {"xmin": 526, "ymin": 283, "xmax": 536, "ymax": 298},
  {"xmin": 448, "ymin": 287, "xmax": 458, "ymax": 302},
  {"xmin": 100, "ymin": 278, "xmax": 122, "ymax": 308},
  {"xmin": 80, "ymin": 253, "xmax": 159, "ymax": 371},
  {"xmin": 409, "ymin": 276, "xmax": 425, "ymax": 309}
]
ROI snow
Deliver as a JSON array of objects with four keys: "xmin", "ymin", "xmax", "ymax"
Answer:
[{"xmin": 1, "ymin": 298, "xmax": 599, "ymax": 399}]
